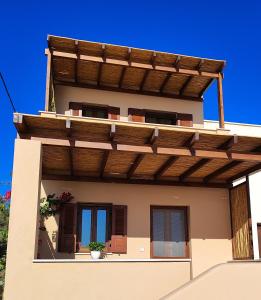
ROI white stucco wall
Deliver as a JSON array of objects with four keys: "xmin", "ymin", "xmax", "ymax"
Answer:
[
  {"xmin": 205, "ymin": 120, "xmax": 261, "ymax": 259},
  {"xmin": 249, "ymin": 171, "xmax": 261, "ymax": 259}
]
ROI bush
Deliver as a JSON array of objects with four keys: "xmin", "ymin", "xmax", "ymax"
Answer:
[{"xmin": 0, "ymin": 194, "xmax": 10, "ymax": 299}]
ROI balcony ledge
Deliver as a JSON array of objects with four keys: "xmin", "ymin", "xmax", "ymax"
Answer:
[{"xmin": 33, "ymin": 258, "xmax": 192, "ymax": 263}]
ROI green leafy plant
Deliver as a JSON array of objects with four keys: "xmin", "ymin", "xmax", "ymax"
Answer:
[
  {"xmin": 0, "ymin": 191, "xmax": 10, "ymax": 299},
  {"xmin": 39, "ymin": 192, "xmax": 74, "ymax": 219},
  {"xmin": 88, "ymin": 242, "xmax": 105, "ymax": 252}
]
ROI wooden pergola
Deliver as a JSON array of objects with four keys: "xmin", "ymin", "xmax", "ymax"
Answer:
[
  {"xmin": 14, "ymin": 112, "xmax": 261, "ymax": 188},
  {"xmin": 45, "ymin": 35, "xmax": 226, "ymax": 128}
]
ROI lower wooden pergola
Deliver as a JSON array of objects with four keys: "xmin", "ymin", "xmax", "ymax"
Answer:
[{"xmin": 14, "ymin": 112, "xmax": 261, "ymax": 188}]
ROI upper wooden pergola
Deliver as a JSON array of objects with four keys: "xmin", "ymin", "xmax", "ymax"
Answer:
[
  {"xmin": 14, "ymin": 112, "xmax": 261, "ymax": 188},
  {"xmin": 45, "ymin": 35, "xmax": 226, "ymax": 128}
]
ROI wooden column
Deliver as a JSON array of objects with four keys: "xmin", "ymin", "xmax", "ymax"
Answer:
[
  {"xmin": 44, "ymin": 49, "xmax": 52, "ymax": 111},
  {"xmin": 217, "ymin": 73, "xmax": 225, "ymax": 128}
]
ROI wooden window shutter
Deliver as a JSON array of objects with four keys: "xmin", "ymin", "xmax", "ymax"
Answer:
[
  {"xmin": 177, "ymin": 113, "xmax": 193, "ymax": 127},
  {"xmin": 110, "ymin": 205, "xmax": 127, "ymax": 253},
  {"xmin": 69, "ymin": 102, "xmax": 82, "ymax": 116},
  {"xmin": 58, "ymin": 203, "xmax": 77, "ymax": 253},
  {"xmin": 108, "ymin": 106, "xmax": 120, "ymax": 120},
  {"xmin": 128, "ymin": 108, "xmax": 145, "ymax": 122}
]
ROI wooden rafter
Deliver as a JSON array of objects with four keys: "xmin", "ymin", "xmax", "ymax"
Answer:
[
  {"xmin": 199, "ymin": 78, "xmax": 213, "ymax": 97},
  {"xmin": 179, "ymin": 76, "xmax": 193, "ymax": 95},
  {"xmin": 154, "ymin": 156, "xmax": 179, "ymax": 179},
  {"xmin": 204, "ymin": 160, "xmax": 242, "ymax": 183},
  {"xmin": 228, "ymin": 163, "xmax": 261, "ymax": 182},
  {"xmin": 179, "ymin": 158, "xmax": 210, "ymax": 182},
  {"xmin": 65, "ymin": 119, "xmax": 74, "ymax": 176},
  {"xmin": 179, "ymin": 134, "xmax": 238, "ymax": 181},
  {"xmin": 97, "ymin": 44, "xmax": 106, "ymax": 87},
  {"xmin": 119, "ymin": 48, "xmax": 132, "ymax": 89},
  {"xmin": 74, "ymin": 41, "xmax": 79, "ymax": 83},
  {"xmin": 218, "ymin": 135, "xmax": 238, "ymax": 150},
  {"xmin": 100, "ymin": 124, "xmax": 116, "ymax": 178},
  {"xmin": 140, "ymin": 70, "xmax": 150, "ymax": 91},
  {"xmin": 127, "ymin": 128, "xmax": 159, "ymax": 179},
  {"xmin": 182, "ymin": 132, "xmax": 199, "ymax": 148},
  {"xmin": 119, "ymin": 67, "xmax": 127, "ymax": 88},
  {"xmin": 160, "ymin": 73, "xmax": 171, "ymax": 93}
]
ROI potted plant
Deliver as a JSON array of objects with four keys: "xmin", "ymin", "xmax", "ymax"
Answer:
[{"xmin": 88, "ymin": 242, "xmax": 105, "ymax": 260}]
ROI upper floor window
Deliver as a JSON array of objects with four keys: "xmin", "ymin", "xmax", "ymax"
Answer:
[
  {"xmin": 82, "ymin": 106, "xmax": 108, "ymax": 119},
  {"xmin": 128, "ymin": 108, "xmax": 193, "ymax": 127},
  {"xmin": 145, "ymin": 111, "xmax": 177, "ymax": 125},
  {"xmin": 69, "ymin": 102, "xmax": 120, "ymax": 120}
]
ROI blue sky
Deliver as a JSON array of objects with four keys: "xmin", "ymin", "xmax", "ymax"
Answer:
[{"xmin": 0, "ymin": 0, "xmax": 260, "ymax": 194}]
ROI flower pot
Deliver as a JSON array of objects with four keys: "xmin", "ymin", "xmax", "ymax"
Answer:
[{"xmin": 90, "ymin": 251, "xmax": 101, "ymax": 260}]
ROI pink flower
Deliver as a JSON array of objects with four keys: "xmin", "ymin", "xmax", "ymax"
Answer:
[{"xmin": 5, "ymin": 190, "xmax": 11, "ymax": 201}]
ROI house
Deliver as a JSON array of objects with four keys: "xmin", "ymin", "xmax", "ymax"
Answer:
[{"xmin": 4, "ymin": 35, "xmax": 261, "ymax": 300}]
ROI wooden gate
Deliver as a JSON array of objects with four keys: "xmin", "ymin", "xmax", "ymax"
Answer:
[{"xmin": 230, "ymin": 180, "xmax": 253, "ymax": 259}]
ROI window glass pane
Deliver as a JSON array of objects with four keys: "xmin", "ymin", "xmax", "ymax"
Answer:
[
  {"xmin": 81, "ymin": 209, "xmax": 92, "ymax": 248},
  {"xmin": 96, "ymin": 209, "xmax": 107, "ymax": 243},
  {"xmin": 153, "ymin": 209, "xmax": 166, "ymax": 257},
  {"xmin": 169, "ymin": 210, "xmax": 186, "ymax": 257},
  {"xmin": 152, "ymin": 208, "xmax": 186, "ymax": 257},
  {"xmin": 84, "ymin": 109, "xmax": 93, "ymax": 117},
  {"xmin": 96, "ymin": 110, "xmax": 107, "ymax": 119}
]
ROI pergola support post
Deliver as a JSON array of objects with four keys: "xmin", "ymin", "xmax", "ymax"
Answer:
[
  {"xmin": 44, "ymin": 49, "xmax": 52, "ymax": 111},
  {"xmin": 217, "ymin": 73, "xmax": 225, "ymax": 129}
]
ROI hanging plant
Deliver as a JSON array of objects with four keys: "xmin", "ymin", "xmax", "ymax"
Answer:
[{"xmin": 39, "ymin": 192, "xmax": 74, "ymax": 219}]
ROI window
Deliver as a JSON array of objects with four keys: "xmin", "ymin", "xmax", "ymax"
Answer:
[
  {"xmin": 145, "ymin": 111, "xmax": 177, "ymax": 125},
  {"xmin": 82, "ymin": 105, "xmax": 108, "ymax": 119},
  {"xmin": 77, "ymin": 204, "xmax": 111, "ymax": 252},
  {"xmin": 151, "ymin": 206, "xmax": 189, "ymax": 258}
]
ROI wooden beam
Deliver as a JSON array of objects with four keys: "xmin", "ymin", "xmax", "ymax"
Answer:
[
  {"xmin": 160, "ymin": 73, "xmax": 171, "ymax": 93},
  {"xmin": 100, "ymin": 124, "xmax": 116, "ymax": 178},
  {"xmin": 149, "ymin": 127, "xmax": 159, "ymax": 145},
  {"xmin": 65, "ymin": 119, "xmax": 74, "ymax": 176},
  {"xmin": 199, "ymin": 78, "xmax": 213, "ymax": 97},
  {"xmin": 197, "ymin": 59, "xmax": 205, "ymax": 72},
  {"xmin": 182, "ymin": 132, "xmax": 199, "ymax": 148},
  {"xmin": 127, "ymin": 154, "xmax": 145, "ymax": 179},
  {"xmin": 179, "ymin": 76, "xmax": 193, "ymax": 95},
  {"xmin": 13, "ymin": 113, "xmax": 27, "ymax": 133},
  {"xmin": 51, "ymin": 50, "xmax": 220, "ymax": 79},
  {"xmin": 228, "ymin": 163, "xmax": 261, "ymax": 182},
  {"xmin": 42, "ymin": 173, "xmax": 229, "ymax": 189},
  {"xmin": 127, "ymin": 128, "xmax": 159, "ymax": 179},
  {"xmin": 55, "ymin": 80, "xmax": 203, "ymax": 102},
  {"xmin": 31, "ymin": 136, "xmax": 261, "ymax": 162},
  {"xmin": 179, "ymin": 134, "xmax": 237, "ymax": 181},
  {"xmin": 217, "ymin": 73, "xmax": 225, "ymax": 128},
  {"xmin": 97, "ymin": 44, "xmax": 106, "ymax": 87},
  {"xmin": 218, "ymin": 135, "xmax": 238, "ymax": 150},
  {"xmin": 204, "ymin": 161, "xmax": 242, "ymax": 183},
  {"xmin": 154, "ymin": 156, "xmax": 179, "ymax": 179},
  {"xmin": 74, "ymin": 41, "xmax": 79, "ymax": 83},
  {"xmin": 45, "ymin": 49, "xmax": 52, "ymax": 111},
  {"xmin": 140, "ymin": 70, "xmax": 150, "ymax": 91},
  {"xmin": 179, "ymin": 158, "xmax": 210, "ymax": 182},
  {"xmin": 119, "ymin": 67, "xmax": 127, "ymax": 88}
]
